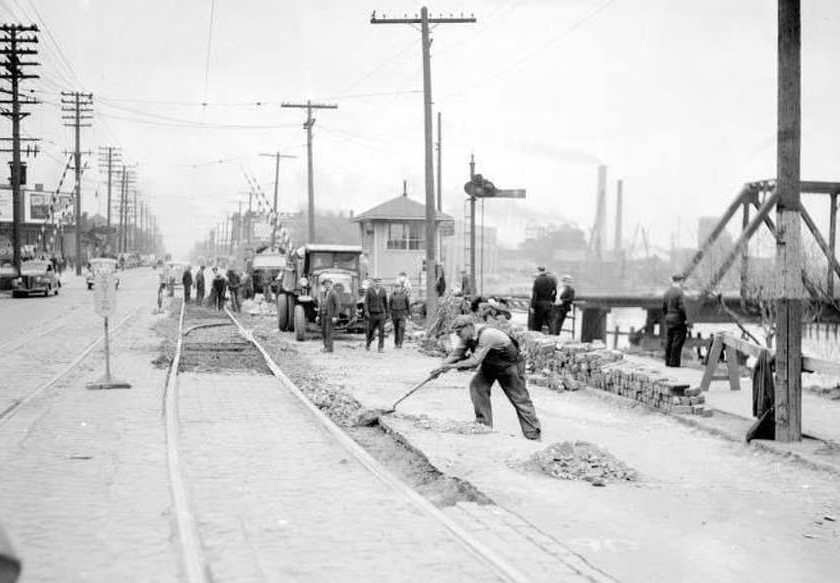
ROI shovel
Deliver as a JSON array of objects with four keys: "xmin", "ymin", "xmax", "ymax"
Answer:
[{"xmin": 353, "ymin": 370, "xmax": 444, "ymax": 427}]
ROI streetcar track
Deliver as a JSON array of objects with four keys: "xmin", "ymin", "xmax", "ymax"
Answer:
[
  {"xmin": 163, "ymin": 299, "xmax": 210, "ymax": 583},
  {"xmin": 224, "ymin": 308, "xmax": 530, "ymax": 583},
  {"xmin": 0, "ymin": 307, "xmax": 141, "ymax": 428}
]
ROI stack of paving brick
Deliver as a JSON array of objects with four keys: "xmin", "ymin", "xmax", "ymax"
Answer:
[{"xmin": 509, "ymin": 326, "xmax": 711, "ymax": 417}]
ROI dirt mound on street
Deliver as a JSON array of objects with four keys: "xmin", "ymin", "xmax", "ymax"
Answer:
[{"xmin": 519, "ymin": 440, "xmax": 638, "ymax": 486}]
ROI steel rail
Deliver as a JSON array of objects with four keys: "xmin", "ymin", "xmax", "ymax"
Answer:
[
  {"xmin": 224, "ymin": 307, "xmax": 531, "ymax": 583},
  {"xmin": 163, "ymin": 299, "xmax": 209, "ymax": 583},
  {"xmin": 0, "ymin": 307, "xmax": 140, "ymax": 427}
]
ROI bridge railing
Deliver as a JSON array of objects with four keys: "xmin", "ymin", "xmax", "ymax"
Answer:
[{"xmin": 700, "ymin": 331, "xmax": 840, "ymax": 392}]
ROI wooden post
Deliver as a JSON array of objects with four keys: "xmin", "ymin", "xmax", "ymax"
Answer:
[
  {"xmin": 725, "ymin": 344, "xmax": 741, "ymax": 391},
  {"xmin": 700, "ymin": 333, "xmax": 724, "ymax": 391},
  {"xmin": 741, "ymin": 201, "xmax": 750, "ymax": 296},
  {"xmin": 829, "ymin": 193, "xmax": 837, "ymax": 298},
  {"xmin": 613, "ymin": 325, "xmax": 620, "ymax": 349},
  {"xmin": 775, "ymin": 0, "xmax": 803, "ymax": 441}
]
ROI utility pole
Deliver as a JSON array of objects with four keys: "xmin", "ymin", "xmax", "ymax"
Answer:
[
  {"xmin": 98, "ymin": 146, "xmax": 121, "ymax": 253},
  {"xmin": 281, "ymin": 100, "xmax": 337, "ymax": 243},
  {"xmin": 0, "ymin": 24, "xmax": 40, "ymax": 276},
  {"xmin": 436, "ymin": 111, "xmax": 443, "ymax": 263},
  {"xmin": 775, "ymin": 0, "xmax": 803, "ymax": 442},
  {"xmin": 469, "ymin": 154, "xmax": 476, "ymax": 296},
  {"xmin": 61, "ymin": 91, "xmax": 93, "ymax": 274},
  {"xmin": 259, "ymin": 151, "xmax": 296, "ymax": 249},
  {"xmin": 371, "ymin": 7, "xmax": 475, "ymax": 318}
]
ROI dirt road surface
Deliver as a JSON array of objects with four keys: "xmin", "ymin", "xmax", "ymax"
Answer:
[{"xmin": 244, "ymin": 310, "xmax": 840, "ymax": 583}]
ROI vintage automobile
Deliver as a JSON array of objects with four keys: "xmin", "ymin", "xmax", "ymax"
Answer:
[
  {"xmin": 250, "ymin": 251, "xmax": 287, "ymax": 302},
  {"xmin": 276, "ymin": 244, "xmax": 366, "ymax": 341},
  {"xmin": 11, "ymin": 260, "xmax": 61, "ymax": 298}
]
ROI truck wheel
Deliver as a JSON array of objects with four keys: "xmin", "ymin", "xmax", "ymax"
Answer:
[
  {"xmin": 294, "ymin": 304, "xmax": 306, "ymax": 341},
  {"xmin": 276, "ymin": 294, "xmax": 289, "ymax": 331}
]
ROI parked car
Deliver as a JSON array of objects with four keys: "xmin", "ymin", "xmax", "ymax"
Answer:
[
  {"xmin": 85, "ymin": 267, "xmax": 120, "ymax": 291},
  {"xmin": 11, "ymin": 260, "xmax": 61, "ymax": 298}
]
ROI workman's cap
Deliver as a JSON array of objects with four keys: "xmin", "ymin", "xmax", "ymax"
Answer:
[
  {"xmin": 536, "ymin": 265, "xmax": 546, "ymax": 272},
  {"xmin": 320, "ymin": 276, "xmax": 332, "ymax": 284},
  {"xmin": 450, "ymin": 315, "xmax": 475, "ymax": 331},
  {"xmin": 562, "ymin": 274, "xmax": 573, "ymax": 282},
  {"xmin": 672, "ymin": 273, "xmax": 686, "ymax": 282},
  {"xmin": 373, "ymin": 276, "xmax": 382, "ymax": 281}
]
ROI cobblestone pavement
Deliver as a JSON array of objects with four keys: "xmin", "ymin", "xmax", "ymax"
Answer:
[
  {"xmin": 0, "ymin": 281, "xmax": 179, "ymax": 583},
  {"xmin": 177, "ymin": 371, "xmax": 517, "ymax": 582}
]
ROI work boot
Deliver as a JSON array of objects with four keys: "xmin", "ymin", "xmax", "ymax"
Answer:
[
  {"xmin": 378, "ymin": 347, "xmax": 383, "ymax": 353},
  {"xmin": 365, "ymin": 344, "xmax": 370, "ymax": 351}
]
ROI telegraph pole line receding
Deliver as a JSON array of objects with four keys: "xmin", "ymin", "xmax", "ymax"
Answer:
[
  {"xmin": 98, "ymin": 146, "xmax": 122, "ymax": 253},
  {"xmin": 62, "ymin": 90, "xmax": 93, "ymax": 275},
  {"xmin": 0, "ymin": 24, "xmax": 40, "ymax": 276},
  {"xmin": 259, "ymin": 151, "xmax": 296, "ymax": 249},
  {"xmin": 281, "ymin": 100, "xmax": 337, "ymax": 243},
  {"xmin": 371, "ymin": 7, "xmax": 476, "ymax": 318}
]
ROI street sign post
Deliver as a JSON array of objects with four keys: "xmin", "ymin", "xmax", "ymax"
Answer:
[{"xmin": 86, "ymin": 258, "xmax": 131, "ymax": 390}]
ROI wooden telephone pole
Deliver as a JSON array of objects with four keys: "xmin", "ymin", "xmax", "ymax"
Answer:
[
  {"xmin": 0, "ymin": 24, "xmax": 39, "ymax": 276},
  {"xmin": 371, "ymin": 7, "xmax": 475, "ymax": 318},
  {"xmin": 281, "ymin": 101, "xmax": 337, "ymax": 243},
  {"xmin": 61, "ymin": 91, "xmax": 93, "ymax": 274},
  {"xmin": 775, "ymin": 0, "xmax": 803, "ymax": 442},
  {"xmin": 98, "ymin": 146, "xmax": 121, "ymax": 254}
]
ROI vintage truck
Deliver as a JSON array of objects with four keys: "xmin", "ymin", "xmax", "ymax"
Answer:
[{"xmin": 276, "ymin": 244, "xmax": 367, "ymax": 341}]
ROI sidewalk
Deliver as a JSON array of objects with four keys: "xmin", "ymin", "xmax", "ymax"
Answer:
[{"xmin": 621, "ymin": 353, "xmax": 840, "ymax": 474}]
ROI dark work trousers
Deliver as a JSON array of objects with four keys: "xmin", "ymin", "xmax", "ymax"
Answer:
[
  {"xmin": 229, "ymin": 287, "xmax": 241, "ymax": 312},
  {"xmin": 183, "ymin": 286, "xmax": 192, "ymax": 303},
  {"xmin": 196, "ymin": 281, "xmax": 205, "ymax": 305},
  {"xmin": 322, "ymin": 317, "xmax": 334, "ymax": 352},
  {"xmin": 549, "ymin": 306, "xmax": 569, "ymax": 335},
  {"xmin": 665, "ymin": 323, "xmax": 688, "ymax": 367},
  {"xmin": 392, "ymin": 313, "xmax": 407, "ymax": 347},
  {"xmin": 366, "ymin": 313, "xmax": 386, "ymax": 350},
  {"xmin": 469, "ymin": 362, "xmax": 542, "ymax": 439},
  {"xmin": 213, "ymin": 281, "xmax": 226, "ymax": 310},
  {"xmin": 531, "ymin": 301, "xmax": 553, "ymax": 332}
]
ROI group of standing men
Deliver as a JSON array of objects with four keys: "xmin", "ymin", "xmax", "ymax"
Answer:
[
  {"xmin": 319, "ymin": 273, "xmax": 412, "ymax": 353},
  {"xmin": 158, "ymin": 263, "xmax": 242, "ymax": 312},
  {"xmin": 529, "ymin": 265, "xmax": 575, "ymax": 335}
]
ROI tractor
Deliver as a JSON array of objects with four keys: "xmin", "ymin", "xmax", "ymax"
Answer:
[{"xmin": 276, "ymin": 244, "xmax": 367, "ymax": 341}]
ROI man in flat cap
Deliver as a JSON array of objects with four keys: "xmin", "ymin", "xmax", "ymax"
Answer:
[
  {"xmin": 320, "ymin": 276, "xmax": 341, "ymax": 353},
  {"xmin": 364, "ymin": 275, "xmax": 389, "ymax": 352},
  {"xmin": 430, "ymin": 315, "xmax": 542, "ymax": 440},
  {"xmin": 530, "ymin": 265, "xmax": 556, "ymax": 332},
  {"xmin": 663, "ymin": 273, "xmax": 689, "ymax": 366},
  {"xmin": 550, "ymin": 274, "xmax": 575, "ymax": 336}
]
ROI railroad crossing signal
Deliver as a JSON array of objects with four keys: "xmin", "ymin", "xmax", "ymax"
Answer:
[{"xmin": 463, "ymin": 174, "xmax": 526, "ymax": 198}]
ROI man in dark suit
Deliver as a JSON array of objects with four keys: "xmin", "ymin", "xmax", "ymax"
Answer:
[
  {"xmin": 550, "ymin": 274, "xmax": 575, "ymax": 335},
  {"xmin": 364, "ymin": 276, "xmax": 389, "ymax": 352},
  {"xmin": 320, "ymin": 276, "xmax": 341, "ymax": 353},
  {"xmin": 663, "ymin": 273, "xmax": 689, "ymax": 367},
  {"xmin": 530, "ymin": 265, "xmax": 556, "ymax": 332}
]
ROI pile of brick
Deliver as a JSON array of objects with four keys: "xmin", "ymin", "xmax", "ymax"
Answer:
[{"xmin": 509, "ymin": 327, "xmax": 711, "ymax": 417}]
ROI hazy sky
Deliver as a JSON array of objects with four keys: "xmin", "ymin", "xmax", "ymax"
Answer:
[{"xmin": 4, "ymin": 0, "xmax": 840, "ymax": 259}]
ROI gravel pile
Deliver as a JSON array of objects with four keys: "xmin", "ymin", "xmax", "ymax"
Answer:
[
  {"xmin": 294, "ymin": 373, "xmax": 364, "ymax": 427},
  {"xmin": 523, "ymin": 440, "xmax": 637, "ymax": 486}
]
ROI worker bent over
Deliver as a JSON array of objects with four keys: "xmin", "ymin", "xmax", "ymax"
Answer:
[{"xmin": 431, "ymin": 315, "xmax": 542, "ymax": 440}]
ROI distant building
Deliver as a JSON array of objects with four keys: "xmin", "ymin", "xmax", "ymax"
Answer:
[{"xmin": 352, "ymin": 190, "xmax": 454, "ymax": 292}]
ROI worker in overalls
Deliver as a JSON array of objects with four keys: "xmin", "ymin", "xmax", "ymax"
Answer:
[{"xmin": 431, "ymin": 315, "xmax": 542, "ymax": 440}]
